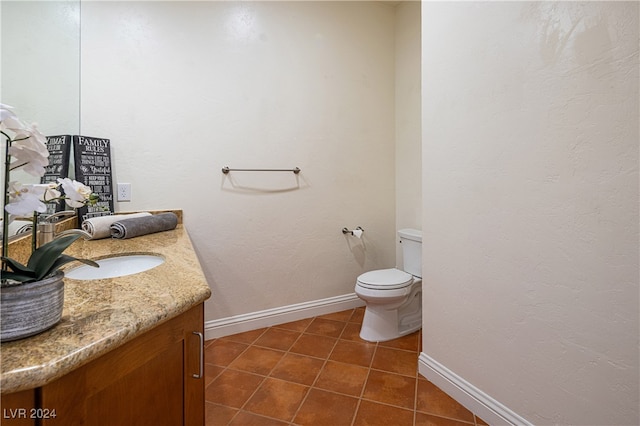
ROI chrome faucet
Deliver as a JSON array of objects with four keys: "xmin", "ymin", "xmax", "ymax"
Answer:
[{"xmin": 37, "ymin": 211, "xmax": 91, "ymax": 247}]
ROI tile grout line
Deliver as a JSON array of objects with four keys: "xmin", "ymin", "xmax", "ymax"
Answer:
[
  {"xmin": 231, "ymin": 313, "xmax": 357, "ymax": 425},
  {"xmin": 413, "ymin": 327, "xmax": 422, "ymax": 426},
  {"xmin": 415, "ymin": 336, "xmax": 420, "ymax": 426},
  {"xmin": 350, "ymin": 332, "xmax": 381, "ymax": 426},
  {"xmin": 246, "ymin": 321, "xmax": 314, "ymax": 425},
  {"xmin": 271, "ymin": 317, "xmax": 316, "ymax": 425},
  {"xmin": 289, "ymin": 310, "xmax": 356, "ymax": 425},
  {"xmin": 214, "ymin": 327, "xmax": 270, "ymax": 425},
  {"xmin": 287, "ymin": 315, "xmax": 417, "ymax": 424},
  {"xmin": 416, "ymin": 328, "xmax": 421, "ymax": 426},
  {"xmin": 352, "ymin": 329, "xmax": 423, "ymax": 424},
  {"xmin": 207, "ymin": 310, "xmax": 464, "ymax": 426}
]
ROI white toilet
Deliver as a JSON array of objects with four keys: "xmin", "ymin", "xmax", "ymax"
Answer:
[{"xmin": 355, "ymin": 228, "xmax": 422, "ymax": 342}]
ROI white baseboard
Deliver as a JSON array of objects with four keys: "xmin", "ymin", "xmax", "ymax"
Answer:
[
  {"xmin": 418, "ymin": 353, "xmax": 533, "ymax": 426},
  {"xmin": 205, "ymin": 293, "xmax": 365, "ymax": 340}
]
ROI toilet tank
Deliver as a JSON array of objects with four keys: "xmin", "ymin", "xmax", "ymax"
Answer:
[{"xmin": 398, "ymin": 228, "xmax": 422, "ymax": 278}]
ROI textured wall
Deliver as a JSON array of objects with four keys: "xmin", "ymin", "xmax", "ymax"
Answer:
[
  {"xmin": 80, "ymin": 1, "xmax": 399, "ymax": 321},
  {"xmin": 395, "ymin": 1, "xmax": 422, "ymax": 268},
  {"xmin": 1, "ymin": 1, "xmax": 80, "ymax": 186},
  {"xmin": 1, "ymin": 1, "xmax": 79, "ymax": 132},
  {"xmin": 422, "ymin": 2, "xmax": 638, "ymax": 424}
]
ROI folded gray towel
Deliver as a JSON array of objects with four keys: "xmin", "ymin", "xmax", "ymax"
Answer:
[
  {"xmin": 110, "ymin": 212, "xmax": 178, "ymax": 239},
  {"xmin": 82, "ymin": 212, "xmax": 152, "ymax": 239}
]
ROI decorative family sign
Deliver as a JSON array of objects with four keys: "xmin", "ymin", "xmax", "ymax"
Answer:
[
  {"xmin": 39, "ymin": 134, "xmax": 115, "ymax": 222},
  {"xmin": 41, "ymin": 135, "xmax": 72, "ymax": 214},
  {"xmin": 73, "ymin": 135, "xmax": 114, "ymax": 223}
]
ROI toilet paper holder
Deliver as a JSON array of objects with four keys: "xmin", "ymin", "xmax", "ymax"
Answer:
[{"xmin": 342, "ymin": 226, "xmax": 364, "ymax": 235}]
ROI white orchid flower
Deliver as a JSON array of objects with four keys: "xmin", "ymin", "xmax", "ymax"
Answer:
[
  {"xmin": 37, "ymin": 183, "xmax": 62, "ymax": 203},
  {"xmin": 1, "ymin": 105, "xmax": 49, "ymax": 177},
  {"xmin": 4, "ymin": 182, "xmax": 49, "ymax": 216},
  {"xmin": 7, "ymin": 123, "xmax": 49, "ymax": 178},
  {"xmin": 57, "ymin": 178, "xmax": 92, "ymax": 208},
  {"xmin": 0, "ymin": 103, "xmax": 19, "ymax": 123},
  {"xmin": 0, "ymin": 104, "xmax": 27, "ymax": 134}
]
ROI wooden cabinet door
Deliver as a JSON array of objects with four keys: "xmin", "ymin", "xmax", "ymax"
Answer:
[
  {"xmin": 0, "ymin": 389, "xmax": 36, "ymax": 426},
  {"xmin": 184, "ymin": 304, "xmax": 205, "ymax": 426},
  {"xmin": 40, "ymin": 304, "xmax": 204, "ymax": 426}
]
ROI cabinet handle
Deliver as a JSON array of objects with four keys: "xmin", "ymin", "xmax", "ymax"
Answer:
[{"xmin": 192, "ymin": 331, "xmax": 204, "ymax": 379}]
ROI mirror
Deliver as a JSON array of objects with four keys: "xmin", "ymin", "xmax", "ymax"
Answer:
[{"xmin": 1, "ymin": 0, "xmax": 80, "ymax": 238}]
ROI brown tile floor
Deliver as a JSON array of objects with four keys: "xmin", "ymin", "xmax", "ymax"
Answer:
[{"xmin": 204, "ymin": 307, "xmax": 488, "ymax": 426}]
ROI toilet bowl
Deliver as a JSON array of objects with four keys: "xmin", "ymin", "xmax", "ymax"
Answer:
[{"xmin": 354, "ymin": 229, "xmax": 422, "ymax": 342}]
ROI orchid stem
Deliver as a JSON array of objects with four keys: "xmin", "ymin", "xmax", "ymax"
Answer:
[
  {"xmin": 32, "ymin": 212, "xmax": 38, "ymax": 252},
  {"xmin": 2, "ymin": 134, "xmax": 11, "ymax": 270}
]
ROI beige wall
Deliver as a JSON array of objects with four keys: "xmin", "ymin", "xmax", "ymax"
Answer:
[
  {"xmin": 1, "ymin": 1, "xmax": 80, "ymax": 187},
  {"xmin": 80, "ymin": 1, "xmax": 400, "ymax": 321},
  {"xmin": 421, "ymin": 1, "xmax": 638, "ymax": 424},
  {"xmin": 395, "ymin": 1, "xmax": 422, "ymax": 267}
]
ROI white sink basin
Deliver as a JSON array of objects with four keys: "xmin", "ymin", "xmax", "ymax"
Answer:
[{"xmin": 65, "ymin": 254, "xmax": 165, "ymax": 280}]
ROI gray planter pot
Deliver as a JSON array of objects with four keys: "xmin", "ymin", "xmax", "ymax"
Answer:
[{"xmin": 1, "ymin": 271, "xmax": 65, "ymax": 342}]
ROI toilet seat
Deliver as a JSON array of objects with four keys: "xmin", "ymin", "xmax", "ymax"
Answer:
[{"xmin": 356, "ymin": 268, "xmax": 414, "ymax": 290}]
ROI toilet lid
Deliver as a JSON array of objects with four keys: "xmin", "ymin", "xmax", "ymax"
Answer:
[{"xmin": 357, "ymin": 268, "xmax": 414, "ymax": 290}]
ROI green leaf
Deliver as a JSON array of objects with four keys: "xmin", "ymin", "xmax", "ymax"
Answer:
[
  {"xmin": 47, "ymin": 254, "xmax": 99, "ymax": 278},
  {"xmin": 71, "ymin": 257, "xmax": 99, "ymax": 268},
  {"xmin": 27, "ymin": 234, "xmax": 83, "ymax": 281},
  {"xmin": 0, "ymin": 270, "xmax": 37, "ymax": 283},
  {"xmin": 0, "ymin": 256, "xmax": 35, "ymax": 276}
]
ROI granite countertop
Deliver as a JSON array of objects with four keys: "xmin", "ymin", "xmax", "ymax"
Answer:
[{"xmin": 0, "ymin": 224, "xmax": 211, "ymax": 394}]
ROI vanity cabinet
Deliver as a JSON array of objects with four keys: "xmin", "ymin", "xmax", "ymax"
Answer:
[{"xmin": 1, "ymin": 304, "xmax": 205, "ymax": 426}]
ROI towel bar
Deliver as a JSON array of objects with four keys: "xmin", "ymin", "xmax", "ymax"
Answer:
[{"xmin": 222, "ymin": 166, "xmax": 300, "ymax": 174}]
